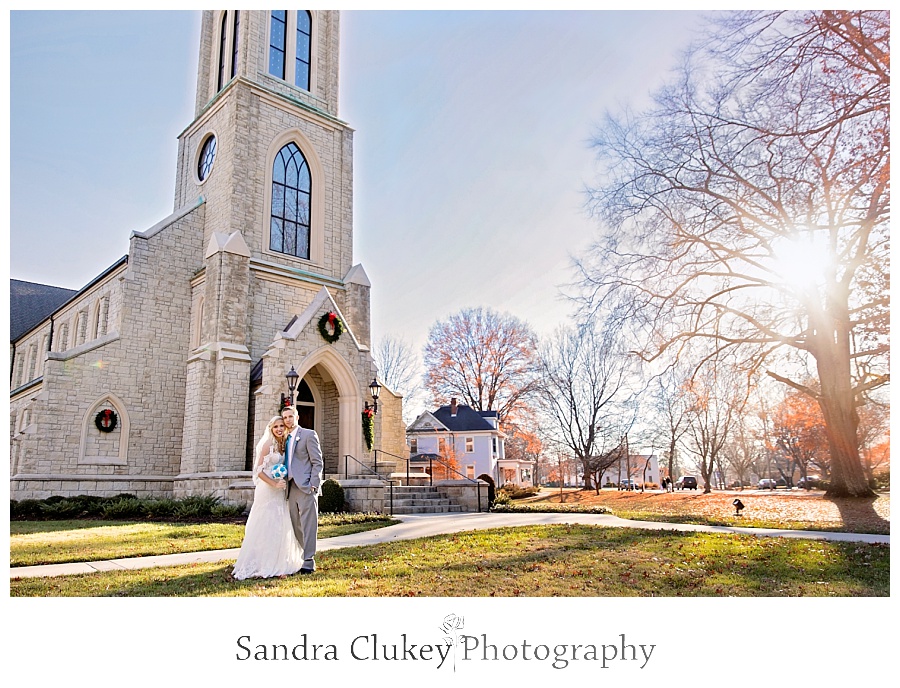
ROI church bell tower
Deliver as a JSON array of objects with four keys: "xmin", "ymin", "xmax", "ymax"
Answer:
[{"xmin": 174, "ymin": 11, "xmax": 380, "ymax": 495}]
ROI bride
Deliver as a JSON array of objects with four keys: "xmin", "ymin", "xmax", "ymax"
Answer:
[{"xmin": 233, "ymin": 416, "xmax": 305, "ymax": 579}]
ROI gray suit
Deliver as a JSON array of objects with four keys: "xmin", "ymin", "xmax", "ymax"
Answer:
[{"xmin": 285, "ymin": 427, "xmax": 324, "ymax": 571}]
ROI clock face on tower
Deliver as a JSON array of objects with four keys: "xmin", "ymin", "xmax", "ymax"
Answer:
[{"xmin": 198, "ymin": 135, "xmax": 217, "ymax": 182}]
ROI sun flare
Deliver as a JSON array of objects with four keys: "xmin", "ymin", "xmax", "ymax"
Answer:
[{"xmin": 771, "ymin": 233, "xmax": 833, "ymax": 289}]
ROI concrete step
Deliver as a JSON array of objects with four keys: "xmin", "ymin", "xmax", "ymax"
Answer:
[
  {"xmin": 389, "ymin": 498, "xmax": 454, "ymax": 507},
  {"xmin": 383, "ymin": 485, "xmax": 466, "ymax": 514},
  {"xmin": 389, "ymin": 504, "xmax": 466, "ymax": 514}
]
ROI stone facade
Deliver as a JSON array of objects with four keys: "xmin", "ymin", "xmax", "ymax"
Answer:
[{"xmin": 10, "ymin": 11, "xmax": 408, "ymax": 506}]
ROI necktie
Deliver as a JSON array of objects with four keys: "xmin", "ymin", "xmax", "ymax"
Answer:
[{"xmin": 285, "ymin": 433, "xmax": 292, "ymax": 479}]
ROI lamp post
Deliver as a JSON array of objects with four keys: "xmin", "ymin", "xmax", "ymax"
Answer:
[
  {"xmin": 363, "ymin": 377, "xmax": 381, "ymax": 465},
  {"xmin": 284, "ymin": 365, "xmax": 299, "ymax": 407},
  {"xmin": 365, "ymin": 377, "xmax": 381, "ymax": 414}
]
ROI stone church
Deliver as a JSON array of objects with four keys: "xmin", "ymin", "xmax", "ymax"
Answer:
[{"xmin": 9, "ymin": 10, "xmax": 410, "ymax": 505}]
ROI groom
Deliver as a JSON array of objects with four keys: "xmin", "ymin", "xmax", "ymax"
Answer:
[{"xmin": 281, "ymin": 405, "xmax": 323, "ymax": 574}]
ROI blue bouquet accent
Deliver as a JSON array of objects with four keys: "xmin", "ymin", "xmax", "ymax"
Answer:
[{"xmin": 270, "ymin": 463, "xmax": 287, "ymax": 479}]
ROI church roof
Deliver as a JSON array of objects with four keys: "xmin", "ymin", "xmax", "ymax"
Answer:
[{"xmin": 9, "ymin": 279, "xmax": 78, "ymax": 341}]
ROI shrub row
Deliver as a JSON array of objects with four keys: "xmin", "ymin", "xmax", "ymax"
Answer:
[
  {"xmin": 317, "ymin": 511, "xmax": 394, "ymax": 526},
  {"xmin": 490, "ymin": 503, "xmax": 611, "ymax": 515},
  {"xmin": 10, "ymin": 494, "xmax": 246, "ymax": 521}
]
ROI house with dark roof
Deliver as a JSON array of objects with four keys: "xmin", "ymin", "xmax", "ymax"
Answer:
[{"xmin": 406, "ymin": 398, "xmax": 534, "ymax": 487}]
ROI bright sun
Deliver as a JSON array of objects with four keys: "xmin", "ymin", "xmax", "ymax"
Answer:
[{"xmin": 770, "ymin": 233, "xmax": 833, "ymax": 290}]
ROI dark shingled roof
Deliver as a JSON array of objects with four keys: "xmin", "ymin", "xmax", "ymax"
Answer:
[
  {"xmin": 431, "ymin": 404, "xmax": 495, "ymax": 432},
  {"xmin": 10, "ymin": 279, "xmax": 78, "ymax": 341}
]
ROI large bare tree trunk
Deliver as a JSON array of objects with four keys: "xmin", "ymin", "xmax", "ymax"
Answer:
[
  {"xmin": 817, "ymin": 354, "xmax": 873, "ymax": 498},
  {"xmin": 812, "ymin": 281, "xmax": 874, "ymax": 498}
]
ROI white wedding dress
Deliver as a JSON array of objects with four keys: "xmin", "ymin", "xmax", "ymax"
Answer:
[{"xmin": 232, "ymin": 447, "xmax": 305, "ymax": 579}]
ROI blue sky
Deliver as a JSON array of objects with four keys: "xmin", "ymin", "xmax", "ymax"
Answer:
[{"xmin": 9, "ymin": 9, "xmax": 706, "ymax": 352}]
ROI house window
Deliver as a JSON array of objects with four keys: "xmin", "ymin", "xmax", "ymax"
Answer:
[
  {"xmin": 409, "ymin": 438, "xmax": 418, "ymax": 454},
  {"xmin": 467, "ymin": 464, "xmax": 475, "ymax": 480},
  {"xmin": 465, "ymin": 437, "xmax": 474, "ymax": 453},
  {"xmin": 438, "ymin": 438, "xmax": 447, "ymax": 454},
  {"xmin": 492, "ymin": 437, "xmax": 498, "ymax": 455},
  {"xmin": 269, "ymin": 11, "xmax": 287, "ymax": 79},
  {"xmin": 270, "ymin": 142, "xmax": 311, "ymax": 259}
]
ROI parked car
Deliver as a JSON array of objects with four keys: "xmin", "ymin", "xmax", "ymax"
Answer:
[
  {"xmin": 675, "ymin": 476, "xmax": 698, "ymax": 490},
  {"xmin": 758, "ymin": 478, "xmax": 777, "ymax": 489},
  {"xmin": 619, "ymin": 479, "xmax": 639, "ymax": 491},
  {"xmin": 796, "ymin": 476, "xmax": 822, "ymax": 489}
]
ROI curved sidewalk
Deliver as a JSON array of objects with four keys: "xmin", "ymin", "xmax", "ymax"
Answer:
[{"xmin": 9, "ymin": 511, "xmax": 890, "ymax": 579}]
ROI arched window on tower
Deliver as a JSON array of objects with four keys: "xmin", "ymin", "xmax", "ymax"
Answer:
[
  {"xmin": 217, "ymin": 12, "xmax": 228, "ymax": 92},
  {"xmin": 295, "ymin": 11, "xmax": 311, "ymax": 91},
  {"xmin": 269, "ymin": 10, "xmax": 287, "ymax": 80},
  {"xmin": 270, "ymin": 142, "xmax": 311, "ymax": 260},
  {"xmin": 231, "ymin": 11, "xmax": 240, "ymax": 79}
]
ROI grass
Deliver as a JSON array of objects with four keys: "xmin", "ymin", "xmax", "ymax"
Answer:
[
  {"xmin": 10, "ymin": 524, "xmax": 889, "ymax": 597},
  {"xmin": 10, "ymin": 513, "xmax": 397, "ymax": 567}
]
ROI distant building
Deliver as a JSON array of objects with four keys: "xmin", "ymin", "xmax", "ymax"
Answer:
[
  {"xmin": 406, "ymin": 398, "xmax": 534, "ymax": 487},
  {"xmin": 599, "ymin": 454, "xmax": 660, "ymax": 488}
]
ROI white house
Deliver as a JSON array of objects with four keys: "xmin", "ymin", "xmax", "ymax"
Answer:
[
  {"xmin": 406, "ymin": 399, "xmax": 534, "ymax": 487},
  {"xmin": 599, "ymin": 454, "xmax": 661, "ymax": 488}
]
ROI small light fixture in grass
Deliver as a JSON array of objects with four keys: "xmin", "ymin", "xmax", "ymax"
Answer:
[{"xmin": 733, "ymin": 498, "xmax": 745, "ymax": 516}]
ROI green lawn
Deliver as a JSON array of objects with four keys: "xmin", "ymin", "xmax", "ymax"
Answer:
[
  {"xmin": 10, "ymin": 524, "xmax": 889, "ymax": 597},
  {"xmin": 10, "ymin": 514, "xmax": 397, "ymax": 567}
]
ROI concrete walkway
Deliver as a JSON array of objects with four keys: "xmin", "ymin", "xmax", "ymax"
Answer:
[{"xmin": 10, "ymin": 511, "xmax": 890, "ymax": 579}]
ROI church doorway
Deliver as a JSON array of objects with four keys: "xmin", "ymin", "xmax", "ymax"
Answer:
[{"xmin": 295, "ymin": 379, "xmax": 315, "ymax": 431}]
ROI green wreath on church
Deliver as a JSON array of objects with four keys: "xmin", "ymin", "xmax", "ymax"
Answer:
[
  {"xmin": 318, "ymin": 311, "xmax": 345, "ymax": 343},
  {"xmin": 94, "ymin": 409, "xmax": 118, "ymax": 433}
]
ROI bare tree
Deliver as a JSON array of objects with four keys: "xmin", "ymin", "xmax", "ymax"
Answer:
[
  {"xmin": 682, "ymin": 360, "xmax": 746, "ymax": 493},
  {"xmin": 577, "ymin": 11, "xmax": 889, "ymax": 497},
  {"xmin": 374, "ymin": 334, "xmax": 423, "ymax": 423},
  {"xmin": 647, "ymin": 365, "xmax": 692, "ymax": 484},
  {"xmin": 585, "ymin": 443, "xmax": 627, "ymax": 495},
  {"xmin": 423, "ymin": 306, "xmax": 538, "ymax": 421},
  {"xmin": 536, "ymin": 321, "xmax": 637, "ymax": 490},
  {"xmin": 723, "ymin": 414, "xmax": 761, "ymax": 490}
]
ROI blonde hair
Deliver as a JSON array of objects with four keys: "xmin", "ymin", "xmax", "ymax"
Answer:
[{"xmin": 255, "ymin": 416, "xmax": 287, "ymax": 458}]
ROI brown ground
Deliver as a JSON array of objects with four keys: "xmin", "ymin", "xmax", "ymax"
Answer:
[{"xmin": 534, "ymin": 487, "xmax": 890, "ymax": 534}]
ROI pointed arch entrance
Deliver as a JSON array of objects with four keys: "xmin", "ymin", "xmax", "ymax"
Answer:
[{"xmin": 292, "ymin": 346, "xmax": 363, "ymax": 473}]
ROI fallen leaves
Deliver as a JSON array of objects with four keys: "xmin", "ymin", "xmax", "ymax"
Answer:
[{"xmin": 543, "ymin": 489, "xmax": 890, "ymax": 532}]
